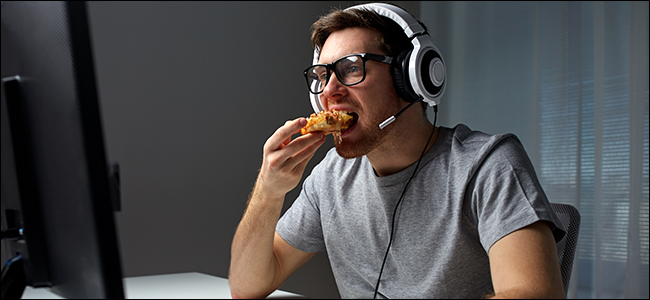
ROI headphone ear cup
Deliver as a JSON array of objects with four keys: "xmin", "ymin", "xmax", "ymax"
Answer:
[{"xmin": 392, "ymin": 49, "xmax": 420, "ymax": 103}]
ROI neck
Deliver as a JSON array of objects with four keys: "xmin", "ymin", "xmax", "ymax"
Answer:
[{"xmin": 367, "ymin": 111, "xmax": 438, "ymax": 177}]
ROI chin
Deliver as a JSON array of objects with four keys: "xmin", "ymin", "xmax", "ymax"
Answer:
[
  {"xmin": 334, "ymin": 127, "xmax": 386, "ymax": 159},
  {"xmin": 334, "ymin": 144, "xmax": 365, "ymax": 159}
]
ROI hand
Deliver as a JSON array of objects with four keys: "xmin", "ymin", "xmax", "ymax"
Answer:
[{"xmin": 257, "ymin": 118, "xmax": 325, "ymax": 199}]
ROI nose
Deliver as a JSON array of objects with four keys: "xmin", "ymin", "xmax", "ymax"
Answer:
[{"xmin": 320, "ymin": 72, "xmax": 348, "ymax": 109}]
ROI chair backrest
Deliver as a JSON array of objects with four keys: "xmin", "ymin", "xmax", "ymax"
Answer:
[{"xmin": 550, "ymin": 203, "xmax": 581, "ymax": 296}]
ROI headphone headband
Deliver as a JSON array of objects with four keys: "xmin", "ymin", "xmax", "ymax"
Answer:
[
  {"xmin": 350, "ymin": 3, "xmax": 425, "ymax": 38},
  {"xmin": 309, "ymin": 2, "xmax": 446, "ymax": 113}
]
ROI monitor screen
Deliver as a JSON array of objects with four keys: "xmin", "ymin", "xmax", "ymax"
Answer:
[{"xmin": 1, "ymin": 1, "xmax": 124, "ymax": 298}]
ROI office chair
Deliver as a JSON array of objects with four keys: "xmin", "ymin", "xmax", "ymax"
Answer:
[{"xmin": 550, "ymin": 203, "xmax": 581, "ymax": 296}]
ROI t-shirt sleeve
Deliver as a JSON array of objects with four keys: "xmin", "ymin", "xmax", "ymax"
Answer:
[
  {"xmin": 470, "ymin": 136, "xmax": 566, "ymax": 253},
  {"xmin": 276, "ymin": 171, "xmax": 327, "ymax": 253}
]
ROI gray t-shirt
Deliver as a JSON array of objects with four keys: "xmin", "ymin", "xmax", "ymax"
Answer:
[{"xmin": 276, "ymin": 124, "xmax": 565, "ymax": 299}]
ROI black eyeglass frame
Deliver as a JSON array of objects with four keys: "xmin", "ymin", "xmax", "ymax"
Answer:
[{"xmin": 303, "ymin": 53, "xmax": 394, "ymax": 95}]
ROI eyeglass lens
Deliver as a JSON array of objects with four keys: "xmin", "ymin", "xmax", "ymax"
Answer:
[{"xmin": 306, "ymin": 55, "xmax": 365, "ymax": 94}]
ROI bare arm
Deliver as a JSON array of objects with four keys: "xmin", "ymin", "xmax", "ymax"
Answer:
[
  {"xmin": 229, "ymin": 118, "xmax": 325, "ymax": 299},
  {"xmin": 486, "ymin": 221, "xmax": 566, "ymax": 299}
]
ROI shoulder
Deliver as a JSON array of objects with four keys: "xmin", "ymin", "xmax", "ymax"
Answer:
[
  {"xmin": 450, "ymin": 124, "xmax": 520, "ymax": 150},
  {"xmin": 447, "ymin": 124, "xmax": 528, "ymax": 165},
  {"xmin": 441, "ymin": 124, "xmax": 537, "ymax": 186}
]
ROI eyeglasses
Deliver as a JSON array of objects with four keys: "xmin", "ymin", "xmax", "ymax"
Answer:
[{"xmin": 304, "ymin": 53, "xmax": 393, "ymax": 94}]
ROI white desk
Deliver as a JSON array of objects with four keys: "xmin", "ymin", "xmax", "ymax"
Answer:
[{"xmin": 21, "ymin": 272, "xmax": 303, "ymax": 299}]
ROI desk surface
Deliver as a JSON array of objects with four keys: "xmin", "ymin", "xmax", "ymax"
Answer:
[{"xmin": 21, "ymin": 272, "xmax": 303, "ymax": 299}]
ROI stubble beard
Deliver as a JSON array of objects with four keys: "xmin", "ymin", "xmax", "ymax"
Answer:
[{"xmin": 333, "ymin": 109, "xmax": 397, "ymax": 159}]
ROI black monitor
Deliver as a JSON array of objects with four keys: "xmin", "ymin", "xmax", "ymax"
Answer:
[{"xmin": 1, "ymin": 1, "xmax": 124, "ymax": 298}]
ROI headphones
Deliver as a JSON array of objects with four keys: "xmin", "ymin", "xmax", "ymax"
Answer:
[{"xmin": 309, "ymin": 2, "xmax": 447, "ymax": 113}]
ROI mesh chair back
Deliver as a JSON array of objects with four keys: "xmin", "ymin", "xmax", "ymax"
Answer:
[{"xmin": 550, "ymin": 203, "xmax": 581, "ymax": 296}]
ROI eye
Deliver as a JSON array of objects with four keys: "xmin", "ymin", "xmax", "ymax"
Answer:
[
  {"xmin": 310, "ymin": 66, "xmax": 328, "ymax": 83},
  {"xmin": 348, "ymin": 65, "xmax": 361, "ymax": 74},
  {"xmin": 318, "ymin": 71, "xmax": 328, "ymax": 83},
  {"xmin": 340, "ymin": 62, "xmax": 362, "ymax": 75}
]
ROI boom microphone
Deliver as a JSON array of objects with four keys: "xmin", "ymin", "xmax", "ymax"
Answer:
[{"xmin": 378, "ymin": 97, "xmax": 423, "ymax": 129}]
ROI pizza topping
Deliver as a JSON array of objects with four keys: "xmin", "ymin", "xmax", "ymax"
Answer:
[{"xmin": 301, "ymin": 110, "xmax": 355, "ymax": 143}]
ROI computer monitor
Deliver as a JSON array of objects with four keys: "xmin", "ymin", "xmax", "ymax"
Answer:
[{"xmin": 1, "ymin": 1, "xmax": 124, "ymax": 298}]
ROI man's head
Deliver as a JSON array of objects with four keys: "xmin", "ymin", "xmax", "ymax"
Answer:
[
  {"xmin": 310, "ymin": 6, "xmax": 431, "ymax": 106},
  {"xmin": 307, "ymin": 5, "xmax": 430, "ymax": 158}
]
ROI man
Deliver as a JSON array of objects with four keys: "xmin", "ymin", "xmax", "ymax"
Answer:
[{"xmin": 230, "ymin": 3, "xmax": 566, "ymax": 299}]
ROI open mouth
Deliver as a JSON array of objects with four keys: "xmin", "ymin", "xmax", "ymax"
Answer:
[
  {"xmin": 349, "ymin": 112, "xmax": 359, "ymax": 126},
  {"xmin": 343, "ymin": 112, "xmax": 358, "ymax": 132}
]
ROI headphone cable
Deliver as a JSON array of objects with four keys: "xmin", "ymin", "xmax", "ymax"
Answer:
[{"xmin": 373, "ymin": 105, "xmax": 438, "ymax": 299}]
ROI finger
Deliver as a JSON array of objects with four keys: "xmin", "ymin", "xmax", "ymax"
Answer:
[
  {"xmin": 279, "ymin": 131, "xmax": 325, "ymax": 158},
  {"xmin": 284, "ymin": 133, "xmax": 326, "ymax": 171},
  {"xmin": 266, "ymin": 118, "xmax": 307, "ymax": 151},
  {"xmin": 267, "ymin": 132, "xmax": 324, "ymax": 170},
  {"xmin": 280, "ymin": 135, "xmax": 292, "ymax": 148}
]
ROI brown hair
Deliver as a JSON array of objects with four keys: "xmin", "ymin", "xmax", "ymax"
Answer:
[{"xmin": 310, "ymin": 6, "xmax": 414, "ymax": 57}]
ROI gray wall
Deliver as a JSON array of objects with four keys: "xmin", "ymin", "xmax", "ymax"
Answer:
[
  {"xmin": 88, "ymin": 2, "xmax": 349, "ymax": 298},
  {"xmin": 2, "ymin": 1, "xmax": 421, "ymax": 299}
]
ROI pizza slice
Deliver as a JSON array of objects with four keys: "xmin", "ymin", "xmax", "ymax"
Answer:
[{"xmin": 301, "ymin": 110, "xmax": 355, "ymax": 143}]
